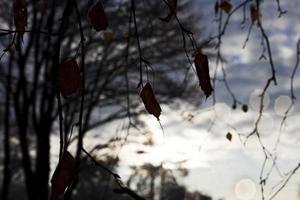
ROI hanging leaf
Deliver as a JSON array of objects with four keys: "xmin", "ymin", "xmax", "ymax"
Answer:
[
  {"xmin": 140, "ymin": 82, "xmax": 162, "ymax": 120},
  {"xmin": 220, "ymin": 0, "xmax": 232, "ymax": 14},
  {"xmin": 168, "ymin": 0, "xmax": 177, "ymax": 13},
  {"xmin": 214, "ymin": 1, "xmax": 219, "ymax": 15},
  {"xmin": 250, "ymin": 4, "xmax": 259, "ymax": 24},
  {"xmin": 194, "ymin": 50, "xmax": 213, "ymax": 98},
  {"xmin": 88, "ymin": 1, "xmax": 108, "ymax": 31},
  {"xmin": 13, "ymin": 0, "xmax": 27, "ymax": 33},
  {"xmin": 50, "ymin": 151, "xmax": 75, "ymax": 200},
  {"xmin": 58, "ymin": 58, "xmax": 81, "ymax": 97},
  {"xmin": 226, "ymin": 132, "xmax": 232, "ymax": 141},
  {"xmin": 160, "ymin": 0, "xmax": 177, "ymax": 23},
  {"xmin": 242, "ymin": 104, "xmax": 248, "ymax": 112}
]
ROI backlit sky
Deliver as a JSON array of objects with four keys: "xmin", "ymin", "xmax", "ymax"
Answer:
[{"xmin": 51, "ymin": 1, "xmax": 300, "ymax": 199}]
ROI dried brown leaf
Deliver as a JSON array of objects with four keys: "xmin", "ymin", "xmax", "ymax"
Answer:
[
  {"xmin": 214, "ymin": 1, "xmax": 219, "ymax": 15},
  {"xmin": 250, "ymin": 4, "xmax": 260, "ymax": 24},
  {"xmin": 194, "ymin": 50, "xmax": 213, "ymax": 98},
  {"xmin": 168, "ymin": 0, "xmax": 177, "ymax": 13},
  {"xmin": 50, "ymin": 151, "xmax": 75, "ymax": 200},
  {"xmin": 140, "ymin": 82, "xmax": 162, "ymax": 119},
  {"xmin": 226, "ymin": 132, "xmax": 232, "ymax": 141},
  {"xmin": 13, "ymin": 0, "xmax": 27, "ymax": 33},
  {"xmin": 136, "ymin": 150, "xmax": 145, "ymax": 154},
  {"xmin": 242, "ymin": 104, "xmax": 248, "ymax": 113},
  {"xmin": 220, "ymin": 0, "xmax": 232, "ymax": 14},
  {"xmin": 58, "ymin": 58, "xmax": 81, "ymax": 97},
  {"xmin": 88, "ymin": 1, "xmax": 108, "ymax": 32}
]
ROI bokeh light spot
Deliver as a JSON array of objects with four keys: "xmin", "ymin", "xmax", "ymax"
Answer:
[{"xmin": 235, "ymin": 178, "xmax": 257, "ymax": 200}]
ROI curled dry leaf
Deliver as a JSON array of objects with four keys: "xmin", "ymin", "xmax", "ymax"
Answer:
[
  {"xmin": 250, "ymin": 4, "xmax": 259, "ymax": 24},
  {"xmin": 13, "ymin": 0, "xmax": 28, "ymax": 33},
  {"xmin": 160, "ymin": 0, "xmax": 177, "ymax": 22},
  {"xmin": 220, "ymin": 0, "xmax": 232, "ymax": 14},
  {"xmin": 88, "ymin": 1, "xmax": 108, "ymax": 31},
  {"xmin": 194, "ymin": 50, "xmax": 213, "ymax": 98},
  {"xmin": 58, "ymin": 58, "xmax": 81, "ymax": 97},
  {"xmin": 50, "ymin": 151, "xmax": 75, "ymax": 200},
  {"xmin": 140, "ymin": 82, "xmax": 162, "ymax": 120},
  {"xmin": 226, "ymin": 132, "xmax": 232, "ymax": 141}
]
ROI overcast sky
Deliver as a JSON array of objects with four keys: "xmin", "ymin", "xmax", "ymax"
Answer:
[{"xmin": 117, "ymin": 1, "xmax": 300, "ymax": 199}]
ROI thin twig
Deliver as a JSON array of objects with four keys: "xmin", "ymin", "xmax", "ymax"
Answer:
[{"xmin": 82, "ymin": 148, "xmax": 145, "ymax": 200}]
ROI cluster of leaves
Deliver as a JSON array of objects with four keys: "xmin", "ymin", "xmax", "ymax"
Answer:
[{"xmin": 138, "ymin": 0, "xmax": 213, "ymax": 122}]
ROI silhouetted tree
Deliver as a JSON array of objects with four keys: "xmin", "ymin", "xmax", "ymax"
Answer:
[{"xmin": 0, "ymin": 0, "xmax": 210, "ymax": 199}]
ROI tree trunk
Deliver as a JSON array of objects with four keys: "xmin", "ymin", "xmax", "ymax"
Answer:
[
  {"xmin": 1, "ymin": 53, "xmax": 13, "ymax": 200},
  {"xmin": 35, "ymin": 123, "xmax": 51, "ymax": 200}
]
